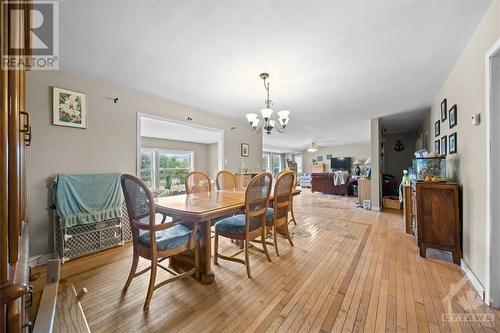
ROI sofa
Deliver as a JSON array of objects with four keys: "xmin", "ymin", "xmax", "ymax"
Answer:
[
  {"xmin": 311, "ymin": 172, "xmax": 351, "ymax": 195},
  {"xmin": 299, "ymin": 174, "xmax": 312, "ymax": 188}
]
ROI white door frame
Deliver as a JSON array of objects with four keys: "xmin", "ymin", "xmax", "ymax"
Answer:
[
  {"xmin": 485, "ymin": 37, "xmax": 500, "ymax": 306},
  {"xmin": 136, "ymin": 113, "xmax": 225, "ymax": 176}
]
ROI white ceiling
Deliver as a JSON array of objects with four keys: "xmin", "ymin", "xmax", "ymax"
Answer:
[
  {"xmin": 140, "ymin": 116, "xmax": 221, "ymax": 144},
  {"xmin": 59, "ymin": 0, "xmax": 491, "ymax": 150}
]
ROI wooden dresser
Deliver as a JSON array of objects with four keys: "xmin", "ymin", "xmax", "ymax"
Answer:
[{"xmin": 410, "ymin": 182, "xmax": 462, "ymax": 264}]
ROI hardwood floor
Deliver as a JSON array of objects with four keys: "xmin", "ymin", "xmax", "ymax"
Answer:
[{"xmin": 31, "ymin": 189, "xmax": 500, "ymax": 332}]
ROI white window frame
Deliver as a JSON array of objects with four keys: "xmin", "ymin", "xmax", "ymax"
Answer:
[{"xmin": 139, "ymin": 148, "xmax": 194, "ymax": 190}]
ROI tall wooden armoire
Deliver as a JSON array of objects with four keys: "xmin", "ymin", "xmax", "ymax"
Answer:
[{"xmin": 0, "ymin": 1, "xmax": 32, "ymax": 332}]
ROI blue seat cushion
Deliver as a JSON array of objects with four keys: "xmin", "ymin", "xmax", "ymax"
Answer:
[
  {"xmin": 265, "ymin": 207, "xmax": 288, "ymax": 225},
  {"xmin": 215, "ymin": 214, "xmax": 265, "ymax": 235},
  {"xmin": 138, "ymin": 224, "xmax": 195, "ymax": 251}
]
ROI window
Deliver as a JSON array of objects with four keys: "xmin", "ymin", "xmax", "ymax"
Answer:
[
  {"xmin": 262, "ymin": 152, "xmax": 271, "ymax": 172},
  {"xmin": 139, "ymin": 148, "xmax": 194, "ymax": 195},
  {"xmin": 293, "ymin": 154, "xmax": 303, "ymax": 174},
  {"xmin": 272, "ymin": 154, "xmax": 282, "ymax": 176}
]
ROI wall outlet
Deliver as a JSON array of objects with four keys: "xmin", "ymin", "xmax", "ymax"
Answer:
[{"xmin": 471, "ymin": 113, "xmax": 481, "ymax": 126}]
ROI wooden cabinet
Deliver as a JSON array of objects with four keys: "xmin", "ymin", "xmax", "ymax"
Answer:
[
  {"xmin": 1, "ymin": 1, "xmax": 32, "ymax": 332},
  {"xmin": 357, "ymin": 178, "xmax": 371, "ymax": 204},
  {"xmin": 413, "ymin": 182, "xmax": 461, "ymax": 264},
  {"xmin": 235, "ymin": 173, "xmax": 259, "ymax": 188}
]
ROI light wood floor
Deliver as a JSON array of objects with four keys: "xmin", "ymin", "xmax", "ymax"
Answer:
[{"xmin": 32, "ymin": 189, "xmax": 500, "ymax": 332}]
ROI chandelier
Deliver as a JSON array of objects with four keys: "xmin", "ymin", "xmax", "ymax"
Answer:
[{"xmin": 245, "ymin": 73, "xmax": 290, "ymax": 135}]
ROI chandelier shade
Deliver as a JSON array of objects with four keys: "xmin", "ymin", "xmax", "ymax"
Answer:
[{"xmin": 246, "ymin": 73, "xmax": 290, "ymax": 135}]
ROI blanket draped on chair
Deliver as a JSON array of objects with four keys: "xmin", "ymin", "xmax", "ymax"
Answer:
[{"xmin": 55, "ymin": 173, "xmax": 123, "ymax": 229}]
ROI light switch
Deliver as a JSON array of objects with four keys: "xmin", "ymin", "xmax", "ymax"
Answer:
[{"xmin": 471, "ymin": 113, "xmax": 481, "ymax": 126}]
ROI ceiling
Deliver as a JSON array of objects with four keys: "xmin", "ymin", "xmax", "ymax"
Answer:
[
  {"xmin": 380, "ymin": 108, "xmax": 429, "ymax": 134},
  {"xmin": 59, "ymin": 0, "xmax": 492, "ymax": 150},
  {"xmin": 140, "ymin": 116, "xmax": 222, "ymax": 144}
]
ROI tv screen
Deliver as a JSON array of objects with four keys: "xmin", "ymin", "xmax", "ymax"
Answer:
[{"xmin": 330, "ymin": 157, "xmax": 352, "ymax": 170}]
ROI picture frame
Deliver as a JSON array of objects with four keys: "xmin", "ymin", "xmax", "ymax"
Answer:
[
  {"xmin": 240, "ymin": 143, "xmax": 249, "ymax": 157},
  {"xmin": 317, "ymin": 156, "xmax": 323, "ymax": 162},
  {"xmin": 52, "ymin": 87, "xmax": 87, "ymax": 128},
  {"xmin": 434, "ymin": 120, "xmax": 440, "ymax": 137},
  {"xmin": 449, "ymin": 132, "xmax": 457, "ymax": 154},
  {"xmin": 449, "ymin": 104, "xmax": 457, "ymax": 128},
  {"xmin": 435, "ymin": 139, "xmax": 440, "ymax": 153},
  {"xmin": 326, "ymin": 154, "xmax": 332, "ymax": 160},
  {"xmin": 441, "ymin": 98, "xmax": 447, "ymax": 122},
  {"xmin": 441, "ymin": 136, "xmax": 447, "ymax": 156}
]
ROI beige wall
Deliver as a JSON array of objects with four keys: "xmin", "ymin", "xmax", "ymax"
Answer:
[
  {"xmin": 26, "ymin": 70, "xmax": 262, "ymax": 257},
  {"xmin": 141, "ymin": 137, "xmax": 214, "ymax": 175},
  {"xmin": 302, "ymin": 142, "xmax": 371, "ymax": 174},
  {"xmin": 425, "ymin": 1, "xmax": 499, "ymax": 289}
]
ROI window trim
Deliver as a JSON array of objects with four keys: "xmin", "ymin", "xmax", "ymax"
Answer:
[{"xmin": 139, "ymin": 147, "xmax": 194, "ymax": 190}]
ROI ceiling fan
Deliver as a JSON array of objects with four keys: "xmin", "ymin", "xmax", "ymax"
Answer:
[{"xmin": 306, "ymin": 140, "xmax": 326, "ymax": 152}]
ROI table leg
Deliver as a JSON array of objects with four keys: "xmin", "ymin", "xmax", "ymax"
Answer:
[{"xmin": 200, "ymin": 219, "xmax": 214, "ymax": 284}]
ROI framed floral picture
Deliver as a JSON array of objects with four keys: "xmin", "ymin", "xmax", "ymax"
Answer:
[
  {"xmin": 241, "ymin": 143, "xmax": 249, "ymax": 157},
  {"xmin": 434, "ymin": 120, "xmax": 440, "ymax": 137},
  {"xmin": 449, "ymin": 104, "xmax": 457, "ymax": 128},
  {"xmin": 53, "ymin": 87, "xmax": 87, "ymax": 128}
]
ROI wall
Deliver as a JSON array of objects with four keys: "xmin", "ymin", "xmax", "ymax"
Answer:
[
  {"xmin": 424, "ymin": 0, "xmax": 499, "ymax": 298},
  {"xmin": 208, "ymin": 143, "xmax": 219, "ymax": 179},
  {"xmin": 370, "ymin": 119, "xmax": 381, "ymax": 210},
  {"xmin": 141, "ymin": 137, "xmax": 213, "ymax": 174},
  {"xmin": 302, "ymin": 143, "xmax": 371, "ymax": 174},
  {"xmin": 26, "ymin": 70, "xmax": 262, "ymax": 257},
  {"xmin": 490, "ymin": 53, "xmax": 500, "ymax": 306},
  {"xmin": 383, "ymin": 131, "xmax": 417, "ymax": 183}
]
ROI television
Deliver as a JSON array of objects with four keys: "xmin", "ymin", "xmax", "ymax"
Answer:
[{"xmin": 330, "ymin": 157, "xmax": 352, "ymax": 171}]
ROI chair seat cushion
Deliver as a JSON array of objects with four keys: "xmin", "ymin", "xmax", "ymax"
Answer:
[
  {"xmin": 138, "ymin": 224, "xmax": 195, "ymax": 251},
  {"xmin": 215, "ymin": 214, "xmax": 264, "ymax": 235}
]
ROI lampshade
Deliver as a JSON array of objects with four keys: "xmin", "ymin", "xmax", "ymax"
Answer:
[
  {"xmin": 251, "ymin": 119, "xmax": 260, "ymax": 130},
  {"xmin": 246, "ymin": 113, "xmax": 258, "ymax": 123},
  {"xmin": 260, "ymin": 108, "xmax": 273, "ymax": 119},
  {"xmin": 268, "ymin": 119, "xmax": 275, "ymax": 127},
  {"xmin": 353, "ymin": 160, "xmax": 362, "ymax": 165},
  {"xmin": 364, "ymin": 157, "xmax": 371, "ymax": 165},
  {"xmin": 278, "ymin": 110, "xmax": 290, "ymax": 119}
]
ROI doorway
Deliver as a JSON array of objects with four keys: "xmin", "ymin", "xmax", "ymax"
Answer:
[{"xmin": 486, "ymin": 37, "xmax": 500, "ymax": 308}]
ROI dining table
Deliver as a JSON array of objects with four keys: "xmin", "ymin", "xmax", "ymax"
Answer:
[{"xmin": 155, "ymin": 188, "xmax": 300, "ymax": 284}]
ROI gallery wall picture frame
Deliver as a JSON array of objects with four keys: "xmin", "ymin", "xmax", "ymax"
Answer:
[
  {"xmin": 435, "ymin": 139, "xmax": 440, "ymax": 153},
  {"xmin": 317, "ymin": 156, "xmax": 323, "ymax": 162},
  {"xmin": 241, "ymin": 143, "xmax": 249, "ymax": 157},
  {"xmin": 449, "ymin": 104, "xmax": 457, "ymax": 128},
  {"xmin": 435, "ymin": 120, "xmax": 440, "ymax": 137},
  {"xmin": 326, "ymin": 154, "xmax": 332, "ymax": 160},
  {"xmin": 441, "ymin": 136, "xmax": 447, "ymax": 156},
  {"xmin": 52, "ymin": 87, "xmax": 87, "ymax": 128},
  {"xmin": 441, "ymin": 98, "xmax": 447, "ymax": 122},
  {"xmin": 449, "ymin": 132, "xmax": 457, "ymax": 154}
]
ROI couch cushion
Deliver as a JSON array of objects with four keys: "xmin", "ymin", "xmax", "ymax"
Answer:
[
  {"xmin": 214, "ymin": 214, "xmax": 265, "ymax": 235},
  {"xmin": 138, "ymin": 224, "xmax": 194, "ymax": 251}
]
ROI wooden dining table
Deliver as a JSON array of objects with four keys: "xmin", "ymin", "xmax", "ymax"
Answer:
[{"xmin": 155, "ymin": 188, "xmax": 300, "ymax": 284}]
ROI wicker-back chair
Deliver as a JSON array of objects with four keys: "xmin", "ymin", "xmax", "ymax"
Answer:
[
  {"xmin": 185, "ymin": 171, "xmax": 211, "ymax": 194},
  {"xmin": 266, "ymin": 171, "xmax": 295, "ymax": 256},
  {"xmin": 216, "ymin": 170, "xmax": 236, "ymax": 191},
  {"xmin": 121, "ymin": 174, "xmax": 199, "ymax": 310},
  {"xmin": 213, "ymin": 173, "xmax": 273, "ymax": 278}
]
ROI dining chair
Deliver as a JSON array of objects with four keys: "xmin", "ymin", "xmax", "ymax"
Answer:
[
  {"xmin": 216, "ymin": 170, "xmax": 236, "ymax": 190},
  {"xmin": 213, "ymin": 172, "xmax": 273, "ymax": 278},
  {"xmin": 121, "ymin": 174, "xmax": 200, "ymax": 310},
  {"xmin": 266, "ymin": 170, "xmax": 295, "ymax": 256},
  {"xmin": 185, "ymin": 171, "xmax": 211, "ymax": 194},
  {"xmin": 289, "ymin": 171, "xmax": 297, "ymax": 225}
]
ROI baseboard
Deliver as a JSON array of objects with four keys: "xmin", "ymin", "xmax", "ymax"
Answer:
[
  {"xmin": 29, "ymin": 253, "xmax": 55, "ymax": 267},
  {"xmin": 460, "ymin": 259, "xmax": 486, "ymax": 301},
  {"xmin": 372, "ymin": 206, "xmax": 381, "ymax": 211}
]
